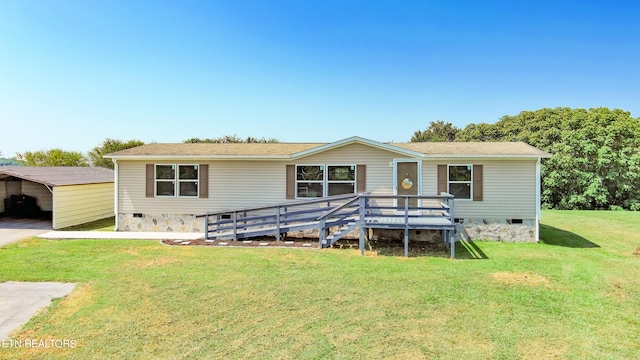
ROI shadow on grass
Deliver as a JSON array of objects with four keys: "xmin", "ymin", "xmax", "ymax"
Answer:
[
  {"xmin": 454, "ymin": 240, "xmax": 489, "ymax": 259},
  {"xmin": 539, "ymin": 224, "xmax": 600, "ymax": 248},
  {"xmin": 366, "ymin": 240, "xmax": 451, "ymax": 258},
  {"xmin": 355, "ymin": 239, "xmax": 488, "ymax": 259},
  {"xmin": 59, "ymin": 217, "xmax": 115, "ymax": 232}
]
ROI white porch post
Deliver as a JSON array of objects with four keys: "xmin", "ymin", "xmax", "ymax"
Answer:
[
  {"xmin": 535, "ymin": 158, "xmax": 541, "ymax": 242},
  {"xmin": 114, "ymin": 159, "xmax": 119, "ymax": 232}
]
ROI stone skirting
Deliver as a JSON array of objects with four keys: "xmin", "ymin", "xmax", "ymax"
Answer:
[
  {"xmin": 290, "ymin": 218, "xmax": 537, "ymax": 243},
  {"xmin": 455, "ymin": 219, "xmax": 537, "ymax": 243},
  {"xmin": 118, "ymin": 213, "xmax": 537, "ymax": 243},
  {"xmin": 118, "ymin": 214, "xmax": 204, "ymax": 232}
]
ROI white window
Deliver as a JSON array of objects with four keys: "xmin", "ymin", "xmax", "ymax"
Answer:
[
  {"xmin": 155, "ymin": 164, "xmax": 199, "ymax": 197},
  {"xmin": 448, "ymin": 165, "xmax": 472, "ymax": 200},
  {"xmin": 327, "ymin": 165, "xmax": 356, "ymax": 196},
  {"xmin": 296, "ymin": 165, "xmax": 356, "ymax": 198},
  {"xmin": 296, "ymin": 165, "xmax": 324, "ymax": 198}
]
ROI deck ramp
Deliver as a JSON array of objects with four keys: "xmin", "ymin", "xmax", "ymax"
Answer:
[{"xmin": 203, "ymin": 193, "xmax": 458, "ymax": 257}]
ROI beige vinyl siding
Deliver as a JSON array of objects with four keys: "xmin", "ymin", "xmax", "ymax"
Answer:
[
  {"xmin": 423, "ymin": 160, "xmax": 537, "ymax": 219},
  {"xmin": 0, "ymin": 182, "xmax": 8, "ymax": 213},
  {"xmin": 53, "ymin": 183, "xmax": 114, "ymax": 229},
  {"xmin": 294, "ymin": 143, "xmax": 399, "ymax": 196},
  {"xmin": 1, "ymin": 180, "xmax": 53, "ymax": 212},
  {"xmin": 210, "ymin": 161, "xmax": 287, "ymax": 211},
  {"xmin": 294, "ymin": 143, "xmax": 403, "ymax": 209},
  {"xmin": 117, "ymin": 144, "xmax": 404, "ymax": 215},
  {"xmin": 117, "ymin": 145, "xmax": 538, "ymax": 220},
  {"xmin": 2, "ymin": 179, "xmax": 21, "ymax": 213},
  {"xmin": 22, "ymin": 181, "xmax": 53, "ymax": 211},
  {"xmin": 118, "ymin": 160, "xmax": 286, "ymax": 214},
  {"xmin": 0, "ymin": 184, "xmax": 5, "ymax": 212}
]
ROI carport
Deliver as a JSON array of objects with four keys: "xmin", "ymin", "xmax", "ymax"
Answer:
[{"xmin": 0, "ymin": 167, "xmax": 114, "ymax": 229}]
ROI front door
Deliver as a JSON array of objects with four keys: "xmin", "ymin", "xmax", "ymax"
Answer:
[{"xmin": 395, "ymin": 160, "xmax": 420, "ymax": 210}]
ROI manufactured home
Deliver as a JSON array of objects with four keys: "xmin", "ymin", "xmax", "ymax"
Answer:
[{"xmin": 105, "ymin": 136, "xmax": 550, "ymax": 248}]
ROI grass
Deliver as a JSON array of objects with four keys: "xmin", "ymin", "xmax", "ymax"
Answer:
[
  {"xmin": 58, "ymin": 217, "xmax": 115, "ymax": 231},
  {"xmin": 0, "ymin": 210, "xmax": 639, "ymax": 359}
]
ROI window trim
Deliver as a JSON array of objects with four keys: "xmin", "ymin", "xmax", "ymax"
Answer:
[
  {"xmin": 326, "ymin": 164, "xmax": 357, "ymax": 197},
  {"xmin": 155, "ymin": 164, "xmax": 176, "ymax": 198},
  {"xmin": 154, "ymin": 164, "xmax": 200, "ymax": 198},
  {"xmin": 295, "ymin": 164, "xmax": 357, "ymax": 199},
  {"xmin": 295, "ymin": 164, "xmax": 325, "ymax": 199},
  {"xmin": 447, "ymin": 164, "xmax": 473, "ymax": 201},
  {"xmin": 177, "ymin": 164, "xmax": 200, "ymax": 198}
]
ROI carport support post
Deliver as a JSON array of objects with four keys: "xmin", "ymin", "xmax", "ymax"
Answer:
[{"xmin": 114, "ymin": 159, "xmax": 119, "ymax": 231}]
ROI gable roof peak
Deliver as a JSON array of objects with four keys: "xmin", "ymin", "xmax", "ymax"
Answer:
[{"xmin": 290, "ymin": 136, "xmax": 425, "ymax": 159}]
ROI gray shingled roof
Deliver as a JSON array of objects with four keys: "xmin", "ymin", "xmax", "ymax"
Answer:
[
  {"xmin": 105, "ymin": 137, "xmax": 550, "ymax": 159},
  {"xmin": 0, "ymin": 167, "xmax": 114, "ymax": 186},
  {"xmin": 391, "ymin": 141, "xmax": 551, "ymax": 156},
  {"xmin": 105, "ymin": 142, "xmax": 323, "ymax": 157}
]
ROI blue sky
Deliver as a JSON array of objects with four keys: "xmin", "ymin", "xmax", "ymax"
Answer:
[{"xmin": 1, "ymin": 0, "xmax": 639, "ymax": 157}]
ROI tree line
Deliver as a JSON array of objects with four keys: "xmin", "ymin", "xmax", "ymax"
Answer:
[
  {"xmin": 412, "ymin": 107, "xmax": 640, "ymax": 210},
  {"xmin": 6, "ymin": 135, "xmax": 279, "ymax": 169},
  {"xmin": 6, "ymin": 108, "xmax": 640, "ymax": 210}
]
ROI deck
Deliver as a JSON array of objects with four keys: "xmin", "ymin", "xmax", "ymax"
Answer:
[
  {"xmin": 364, "ymin": 216, "xmax": 454, "ymax": 228},
  {"xmin": 203, "ymin": 193, "xmax": 457, "ymax": 257}
]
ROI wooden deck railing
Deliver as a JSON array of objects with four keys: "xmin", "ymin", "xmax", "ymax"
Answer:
[
  {"xmin": 203, "ymin": 192, "xmax": 457, "ymax": 257},
  {"xmin": 204, "ymin": 193, "xmax": 362, "ymax": 241},
  {"xmin": 358, "ymin": 194, "xmax": 456, "ymax": 257}
]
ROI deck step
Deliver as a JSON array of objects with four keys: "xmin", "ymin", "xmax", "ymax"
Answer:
[
  {"xmin": 322, "ymin": 221, "xmax": 361, "ymax": 248},
  {"xmin": 341, "ymin": 222, "xmax": 357, "ymax": 231}
]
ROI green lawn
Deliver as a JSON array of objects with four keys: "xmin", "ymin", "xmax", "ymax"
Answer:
[
  {"xmin": 58, "ymin": 217, "xmax": 115, "ymax": 232},
  {"xmin": 0, "ymin": 211, "xmax": 639, "ymax": 359}
]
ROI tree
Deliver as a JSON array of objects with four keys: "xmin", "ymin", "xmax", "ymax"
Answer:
[
  {"xmin": 88, "ymin": 138, "xmax": 145, "ymax": 169},
  {"xmin": 16, "ymin": 149, "xmax": 88, "ymax": 166},
  {"xmin": 183, "ymin": 135, "xmax": 280, "ymax": 143},
  {"xmin": 0, "ymin": 157, "xmax": 21, "ymax": 166},
  {"xmin": 454, "ymin": 122, "xmax": 503, "ymax": 142},
  {"xmin": 411, "ymin": 121, "xmax": 459, "ymax": 142},
  {"xmin": 443, "ymin": 107, "xmax": 640, "ymax": 210}
]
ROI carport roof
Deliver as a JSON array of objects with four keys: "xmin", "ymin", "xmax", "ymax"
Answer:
[{"xmin": 0, "ymin": 167, "xmax": 114, "ymax": 187}]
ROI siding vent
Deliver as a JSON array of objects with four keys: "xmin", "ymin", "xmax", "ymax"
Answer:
[
  {"xmin": 133, "ymin": 213, "xmax": 143, "ymax": 218},
  {"xmin": 510, "ymin": 219, "xmax": 523, "ymax": 224}
]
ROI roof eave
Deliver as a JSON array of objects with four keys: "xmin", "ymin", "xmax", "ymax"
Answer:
[
  {"xmin": 105, "ymin": 155, "xmax": 293, "ymax": 161},
  {"xmin": 423, "ymin": 154, "xmax": 551, "ymax": 160},
  {"xmin": 291, "ymin": 136, "xmax": 425, "ymax": 159}
]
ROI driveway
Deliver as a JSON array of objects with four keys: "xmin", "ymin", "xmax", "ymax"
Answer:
[
  {"xmin": 0, "ymin": 282, "xmax": 76, "ymax": 339},
  {"xmin": 0, "ymin": 217, "xmax": 52, "ymax": 247},
  {"xmin": 0, "ymin": 219, "xmax": 75, "ymax": 341}
]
